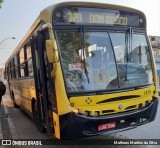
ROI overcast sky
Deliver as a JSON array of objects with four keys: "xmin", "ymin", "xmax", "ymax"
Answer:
[{"xmin": 0, "ymin": 0, "xmax": 159, "ymax": 67}]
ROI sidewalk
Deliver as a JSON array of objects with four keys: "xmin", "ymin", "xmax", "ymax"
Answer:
[
  {"xmin": 0, "ymin": 93, "xmax": 13, "ymax": 141},
  {"xmin": 1, "ymin": 91, "xmax": 14, "ymax": 107},
  {"xmin": 0, "ymin": 111, "xmax": 3, "ymax": 140}
]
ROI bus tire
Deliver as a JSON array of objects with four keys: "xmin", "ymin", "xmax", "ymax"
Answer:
[
  {"xmin": 32, "ymin": 100, "xmax": 46, "ymax": 133},
  {"xmin": 12, "ymin": 92, "xmax": 19, "ymax": 108}
]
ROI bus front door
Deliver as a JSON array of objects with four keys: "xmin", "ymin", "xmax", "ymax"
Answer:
[{"xmin": 30, "ymin": 30, "xmax": 54, "ymax": 134}]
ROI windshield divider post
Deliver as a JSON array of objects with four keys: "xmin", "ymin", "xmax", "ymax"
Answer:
[{"xmin": 81, "ymin": 27, "xmax": 89, "ymax": 84}]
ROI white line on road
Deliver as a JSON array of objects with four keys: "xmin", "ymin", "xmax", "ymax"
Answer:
[
  {"xmin": 0, "ymin": 116, "xmax": 3, "ymax": 139},
  {"xmin": 3, "ymin": 99, "xmax": 19, "ymax": 139}
]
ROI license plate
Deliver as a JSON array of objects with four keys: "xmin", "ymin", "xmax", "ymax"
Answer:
[{"xmin": 98, "ymin": 122, "xmax": 116, "ymax": 131}]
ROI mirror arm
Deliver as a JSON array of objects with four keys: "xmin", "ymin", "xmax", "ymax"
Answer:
[
  {"xmin": 42, "ymin": 23, "xmax": 54, "ymax": 40},
  {"xmin": 42, "ymin": 23, "xmax": 59, "ymax": 64}
]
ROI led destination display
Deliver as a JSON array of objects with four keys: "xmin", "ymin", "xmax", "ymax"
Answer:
[{"xmin": 53, "ymin": 6, "xmax": 145, "ymax": 27}]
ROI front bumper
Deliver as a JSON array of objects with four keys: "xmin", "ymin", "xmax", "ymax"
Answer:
[{"xmin": 59, "ymin": 99, "xmax": 158, "ymax": 139}]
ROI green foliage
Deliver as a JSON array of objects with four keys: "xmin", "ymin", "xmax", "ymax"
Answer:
[
  {"xmin": 57, "ymin": 32, "xmax": 90, "ymax": 69},
  {"xmin": 0, "ymin": 0, "xmax": 4, "ymax": 7}
]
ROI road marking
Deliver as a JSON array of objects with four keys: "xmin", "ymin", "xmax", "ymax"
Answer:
[
  {"xmin": 0, "ymin": 105, "xmax": 4, "ymax": 147},
  {"xmin": 3, "ymin": 99, "xmax": 18, "ymax": 139},
  {"xmin": 3, "ymin": 103, "xmax": 9, "ymax": 115},
  {"xmin": 7, "ymin": 118, "xmax": 18, "ymax": 139},
  {"xmin": 0, "ymin": 117, "xmax": 4, "ymax": 140}
]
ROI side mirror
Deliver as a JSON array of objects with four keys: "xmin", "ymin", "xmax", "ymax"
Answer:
[
  {"xmin": 42, "ymin": 23, "xmax": 59, "ymax": 63},
  {"xmin": 45, "ymin": 39, "xmax": 59, "ymax": 63}
]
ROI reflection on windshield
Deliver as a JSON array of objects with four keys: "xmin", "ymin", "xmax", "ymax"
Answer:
[
  {"xmin": 110, "ymin": 33, "xmax": 153, "ymax": 88},
  {"xmin": 56, "ymin": 31, "xmax": 153, "ymax": 93},
  {"xmin": 57, "ymin": 32, "xmax": 118, "ymax": 92}
]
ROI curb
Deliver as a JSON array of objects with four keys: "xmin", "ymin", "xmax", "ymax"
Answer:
[
  {"xmin": 0, "ymin": 117, "xmax": 3, "ymax": 139},
  {"xmin": 0, "ymin": 107, "xmax": 4, "ymax": 148}
]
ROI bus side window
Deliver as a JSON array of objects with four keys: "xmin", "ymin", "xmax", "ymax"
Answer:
[
  {"xmin": 8, "ymin": 62, "xmax": 12, "ymax": 79},
  {"xmin": 27, "ymin": 59, "xmax": 33, "ymax": 76},
  {"xmin": 11, "ymin": 58, "xmax": 15, "ymax": 79},
  {"xmin": 17, "ymin": 52, "xmax": 20, "ymax": 78},
  {"xmin": 19, "ymin": 48, "xmax": 25, "ymax": 77},
  {"xmin": 26, "ymin": 43, "xmax": 33, "ymax": 77},
  {"xmin": 14, "ymin": 55, "xmax": 19, "ymax": 78},
  {"xmin": 20, "ymin": 64, "xmax": 25, "ymax": 77}
]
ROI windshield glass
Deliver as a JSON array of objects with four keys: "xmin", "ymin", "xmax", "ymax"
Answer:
[
  {"xmin": 110, "ymin": 32, "xmax": 153, "ymax": 88},
  {"xmin": 56, "ymin": 30, "xmax": 153, "ymax": 93}
]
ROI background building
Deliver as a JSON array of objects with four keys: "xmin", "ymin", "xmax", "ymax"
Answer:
[
  {"xmin": 0, "ymin": 67, "xmax": 5, "ymax": 81},
  {"xmin": 149, "ymin": 36, "xmax": 160, "ymax": 58},
  {"xmin": 149, "ymin": 36, "xmax": 160, "ymax": 86}
]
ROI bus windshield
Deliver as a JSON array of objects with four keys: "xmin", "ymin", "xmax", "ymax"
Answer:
[{"xmin": 56, "ymin": 31, "xmax": 153, "ymax": 93}]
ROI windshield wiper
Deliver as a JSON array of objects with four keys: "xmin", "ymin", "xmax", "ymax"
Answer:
[
  {"xmin": 139, "ymin": 45, "xmax": 142, "ymax": 63},
  {"xmin": 125, "ymin": 28, "xmax": 133, "ymax": 81},
  {"xmin": 126, "ymin": 28, "xmax": 133, "ymax": 62},
  {"xmin": 81, "ymin": 27, "xmax": 89, "ymax": 83}
]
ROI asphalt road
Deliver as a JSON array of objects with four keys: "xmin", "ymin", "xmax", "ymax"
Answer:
[{"xmin": 113, "ymin": 101, "xmax": 160, "ymax": 139}]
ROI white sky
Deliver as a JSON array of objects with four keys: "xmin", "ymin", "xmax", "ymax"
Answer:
[{"xmin": 0, "ymin": 0, "xmax": 159, "ymax": 67}]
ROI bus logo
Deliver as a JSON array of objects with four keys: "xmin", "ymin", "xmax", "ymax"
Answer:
[{"xmin": 118, "ymin": 104, "xmax": 123, "ymax": 110}]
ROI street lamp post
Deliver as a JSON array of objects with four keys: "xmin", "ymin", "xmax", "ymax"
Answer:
[{"xmin": 0, "ymin": 37, "xmax": 16, "ymax": 45}]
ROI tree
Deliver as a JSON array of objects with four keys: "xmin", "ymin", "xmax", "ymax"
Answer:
[{"xmin": 0, "ymin": 0, "xmax": 4, "ymax": 8}]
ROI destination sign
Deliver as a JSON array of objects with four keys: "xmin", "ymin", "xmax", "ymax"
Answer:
[
  {"xmin": 67, "ymin": 11, "xmax": 128, "ymax": 25},
  {"xmin": 53, "ymin": 6, "xmax": 145, "ymax": 27}
]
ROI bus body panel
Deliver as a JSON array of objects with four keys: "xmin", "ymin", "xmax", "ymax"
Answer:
[
  {"xmin": 53, "ymin": 62, "xmax": 73, "ymax": 115},
  {"xmin": 52, "ymin": 112, "xmax": 60, "ymax": 139},
  {"xmin": 147, "ymin": 36, "xmax": 159, "ymax": 96},
  {"xmin": 9, "ymin": 78, "xmax": 36, "ymax": 112},
  {"xmin": 69, "ymin": 86, "xmax": 156, "ymax": 116}
]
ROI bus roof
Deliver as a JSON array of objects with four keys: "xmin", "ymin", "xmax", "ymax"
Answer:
[
  {"xmin": 43, "ymin": 1, "xmax": 146, "ymax": 16},
  {"xmin": 5, "ymin": 1, "xmax": 146, "ymax": 65}
]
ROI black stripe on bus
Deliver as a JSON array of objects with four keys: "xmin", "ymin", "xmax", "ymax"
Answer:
[{"xmin": 96, "ymin": 95, "xmax": 140, "ymax": 104}]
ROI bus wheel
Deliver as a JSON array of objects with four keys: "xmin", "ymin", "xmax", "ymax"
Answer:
[
  {"xmin": 12, "ymin": 93, "xmax": 19, "ymax": 108},
  {"xmin": 32, "ymin": 101, "xmax": 46, "ymax": 133}
]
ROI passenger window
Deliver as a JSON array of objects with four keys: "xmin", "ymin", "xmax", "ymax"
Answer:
[
  {"xmin": 26, "ymin": 45, "xmax": 32, "ymax": 59},
  {"xmin": 26, "ymin": 43, "xmax": 33, "ymax": 77},
  {"xmin": 20, "ymin": 64, "xmax": 25, "ymax": 77},
  {"xmin": 28, "ymin": 59, "xmax": 33, "ymax": 76},
  {"xmin": 20, "ymin": 48, "xmax": 24, "ymax": 64}
]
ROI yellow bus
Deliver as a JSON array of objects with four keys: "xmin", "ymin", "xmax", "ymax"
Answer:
[{"xmin": 5, "ymin": 2, "xmax": 159, "ymax": 139}]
